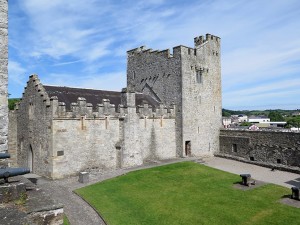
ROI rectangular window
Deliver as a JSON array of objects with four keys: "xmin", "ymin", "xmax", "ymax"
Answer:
[
  {"xmin": 232, "ymin": 144, "xmax": 237, "ymax": 152},
  {"xmin": 57, "ymin": 151, "xmax": 64, "ymax": 156},
  {"xmin": 196, "ymin": 70, "xmax": 202, "ymax": 83}
]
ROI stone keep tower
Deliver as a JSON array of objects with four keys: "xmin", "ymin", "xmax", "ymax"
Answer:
[
  {"xmin": 0, "ymin": 0, "xmax": 8, "ymax": 152},
  {"xmin": 127, "ymin": 34, "xmax": 221, "ymax": 157}
]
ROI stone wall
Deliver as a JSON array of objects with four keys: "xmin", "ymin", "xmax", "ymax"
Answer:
[
  {"xmin": 16, "ymin": 76, "xmax": 176, "ymax": 179},
  {"xmin": 181, "ymin": 34, "xmax": 222, "ymax": 156},
  {"xmin": 218, "ymin": 129, "xmax": 300, "ymax": 172},
  {"xmin": 52, "ymin": 117, "xmax": 120, "ymax": 178},
  {"xmin": 127, "ymin": 46, "xmax": 183, "ymax": 156},
  {"xmin": 0, "ymin": 0, "xmax": 8, "ymax": 152},
  {"xmin": 127, "ymin": 34, "xmax": 222, "ymax": 157},
  {"xmin": 51, "ymin": 95, "xmax": 176, "ymax": 178},
  {"xmin": 8, "ymin": 110, "xmax": 17, "ymax": 166},
  {"xmin": 16, "ymin": 75, "xmax": 53, "ymax": 177}
]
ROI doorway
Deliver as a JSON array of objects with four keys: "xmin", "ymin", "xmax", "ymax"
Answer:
[
  {"xmin": 185, "ymin": 141, "xmax": 191, "ymax": 156},
  {"xmin": 28, "ymin": 144, "xmax": 33, "ymax": 172}
]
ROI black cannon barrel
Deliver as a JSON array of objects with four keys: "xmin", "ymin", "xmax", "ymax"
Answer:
[
  {"xmin": 0, "ymin": 153, "xmax": 10, "ymax": 159},
  {"xmin": 0, "ymin": 168, "xmax": 30, "ymax": 181}
]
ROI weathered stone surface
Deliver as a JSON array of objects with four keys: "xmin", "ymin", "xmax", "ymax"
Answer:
[
  {"xmin": 8, "ymin": 111, "xmax": 18, "ymax": 166},
  {"xmin": 0, "ymin": 0, "xmax": 8, "ymax": 153},
  {"xmin": 0, "ymin": 176, "xmax": 64, "ymax": 225},
  {"xmin": 0, "ymin": 182, "xmax": 26, "ymax": 203},
  {"xmin": 14, "ymin": 75, "xmax": 176, "ymax": 179},
  {"xmin": 127, "ymin": 34, "xmax": 222, "ymax": 157},
  {"xmin": 13, "ymin": 34, "xmax": 221, "ymax": 179},
  {"xmin": 219, "ymin": 129, "xmax": 300, "ymax": 172}
]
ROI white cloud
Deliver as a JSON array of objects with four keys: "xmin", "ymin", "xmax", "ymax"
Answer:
[
  {"xmin": 8, "ymin": 61, "xmax": 27, "ymax": 85},
  {"xmin": 42, "ymin": 72, "xmax": 126, "ymax": 92},
  {"xmin": 8, "ymin": 0, "xmax": 300, "ymax": 109}
]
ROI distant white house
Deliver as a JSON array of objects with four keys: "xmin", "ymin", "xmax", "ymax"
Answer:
[
  {"xmin": 292, "ymin": 111, "xmax": 300, "ymax": 116},
  {"xmin": 237, "ymin": 114, "xmax": 248, "ymax": 122},
  {"xmin": 247, "ymin": 116, "xmax": 286, "ymax": 128},
  {"xmin": 222, "ymin": 117, "xmax": 231, "ymax": 128}
]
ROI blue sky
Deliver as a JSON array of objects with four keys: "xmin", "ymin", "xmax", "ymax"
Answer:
[{"xmin": 8, "ymin": 0, "xmax": 300, "ymax": 110}]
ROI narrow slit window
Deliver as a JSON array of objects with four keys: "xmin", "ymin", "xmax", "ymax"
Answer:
[{"xmin": 196, "ymin": 70, "xmax": 202, "ymax": 83}]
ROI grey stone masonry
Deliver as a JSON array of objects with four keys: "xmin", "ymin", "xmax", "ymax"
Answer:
[
  {"xmin": 0, "ymin": 0, "xmax": 8, "ymax": 152},
  {"xmin": 15, "ymin": 75, "xmax": 176, "ymax": 179},
  {"xmin": 218, "ymin": 129, "xmax": 300, "ymax": 173},
  {"xmin": 8, "ymin": 111, "xmax": 17, "ymax": 166},
  {"xmin": 12, "ymin": 33, "xmax": 221, "ymax": 179},
  {"xmin": 127, "ymin": 34, "xmax": 222, "ymax": 157}
]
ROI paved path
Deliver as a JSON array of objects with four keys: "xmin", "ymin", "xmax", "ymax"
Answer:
[
  {"xmin": 203, "ymin": 157, "xmax": 300, "ymax": 188},
  {"xmin": 29, "ymin": 156, "xmax": 300, "ymax": 225}
]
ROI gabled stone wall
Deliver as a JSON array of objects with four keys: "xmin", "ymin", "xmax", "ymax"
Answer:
[
  {"xmin": 16, "ymin": 75, "xmax": 176, "ymax": 179},
  {"xmin": 16, "ymin": 75, "xmax": 53, "ymax": 177}
]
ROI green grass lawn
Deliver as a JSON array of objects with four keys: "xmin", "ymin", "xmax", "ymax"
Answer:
[
  {"xmin": 63, "ymin": 214, "xmax": 70, "ymax": 225},
  {"xmin": 75, "ymin": 162, "xmax": 300, "ymax": 225}
]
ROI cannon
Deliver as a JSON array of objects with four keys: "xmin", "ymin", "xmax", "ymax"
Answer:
[
  {"xmin": 0, "ymin": 152, "xmax": 11, "ymax": 159},
  {"xmin": 0, "ymin": 168, "xmax": 30, "ymax": 183}
]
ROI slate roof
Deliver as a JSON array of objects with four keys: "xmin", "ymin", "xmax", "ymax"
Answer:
[{"xmin": 43, "ymin": 85, "xmax": 160, "ymax": 110}]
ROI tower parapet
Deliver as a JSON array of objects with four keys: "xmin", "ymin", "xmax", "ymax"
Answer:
[{"xmin": 194, "ymin": 33, "xmax": 220, "ymax": 47}]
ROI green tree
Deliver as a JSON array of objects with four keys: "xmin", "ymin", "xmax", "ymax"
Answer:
[
  {"xmin": 286, "ymin": 116, "xmax": 300, "ymax": 128},
  {"xmin": 268, "ymin": 111, "xmax": 284, "ymax": 122},
  {"xmin": 8, "ymin": 98, "xmax": 20, "ymax": 110},
  {"xmin": 222, "ymin": 111, "xmax": 231, "ymax": 117},
  {"xmin": 240, "ymin": 122, "xmax": 252, "ymax": 126}
]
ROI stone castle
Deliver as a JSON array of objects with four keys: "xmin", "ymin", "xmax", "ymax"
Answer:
[{"xmin": 9, "ymin": 34, "xmax": 222, "ymax": 179}]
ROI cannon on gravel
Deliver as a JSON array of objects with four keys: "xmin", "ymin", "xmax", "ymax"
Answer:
[
  {"xmin": 0, "ymin": 152, "xmax": 11, "ymax": 159},
  {"xmin": 0, "ymin": 167, "xmax": 30, "ymax": 183},
  {"xmin": 0, "ymin": 152, "xmax": 30, "ymax": 183}
]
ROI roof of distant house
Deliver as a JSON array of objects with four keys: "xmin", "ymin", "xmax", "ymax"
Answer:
[{"xmin": 248, "ymin": 115, "xmax": 269, "ymax": 119}]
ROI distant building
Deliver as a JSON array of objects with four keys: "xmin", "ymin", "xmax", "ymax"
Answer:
[
  {"xmin": 248, "ymin": 115, "xmax": 270, "ymax": 123},
  {"xmin": 292, "ymin": 111, "xmax": 300, "ymax": 116},
  {"xmin": 237, "ymin": 114, "xmax": 248, "ymax": 122},
  {"xmin": 222, "ymin": 117, "xmax": 231, "ymax": 128}
]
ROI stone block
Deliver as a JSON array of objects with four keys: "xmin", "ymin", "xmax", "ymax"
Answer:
[
  {"xmin": 78, "ymin": 171, "xmax": 89, "ymax": 183},
  {"xmin": 0, "ymin": 182, "xmax": 26, "ymax": 203}
]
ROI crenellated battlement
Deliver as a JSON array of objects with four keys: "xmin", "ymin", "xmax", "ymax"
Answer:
[
  {"xmin": 127, "ymin": 34, "xmax": 220, "ymax": 63},
  {"xmin": 50, "ymin": 96, "xmax": 175, "ymax": 119},
  {"xmin": 137, "ymin": 103, "xmax": 175, "ymax": 118},
  {"xmin": 194, "ymin": 33, "xmax": 220, "ymax": 47},
  {"xmin": 127, "ymin": 46, "xmax": 174, "ymax": 59}
]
